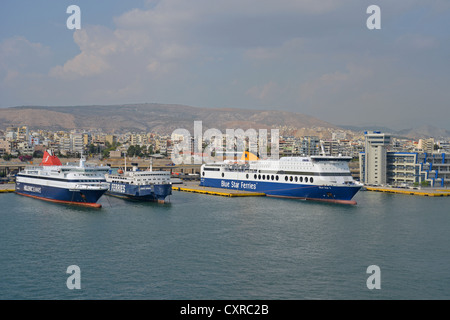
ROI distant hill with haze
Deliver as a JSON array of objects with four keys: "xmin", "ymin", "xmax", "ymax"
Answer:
[{"xmin": 0, "ymin": 103, "xmax": 339, "ymax": 134}]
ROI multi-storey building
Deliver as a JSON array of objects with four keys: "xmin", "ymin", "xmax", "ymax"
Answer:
[
  {"xmin": 361, "ymin": 148, "xmax": 450, "ymax": 188},
  {"xmin": 359, "ymin": 131, "xmax": 391, "ymax": 185},
  {"xmin": 300, "ymin": 136, "xmax": 320, "ymax": 156}
]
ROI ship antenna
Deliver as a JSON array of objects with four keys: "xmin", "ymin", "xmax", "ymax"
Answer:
[
  {"xmin": 79, "ymin": 151, "xmax": 86, "ymax": 167},
  {"xmin": 320, "ymin": 141, "xmax": 326, "ymax": 156}
]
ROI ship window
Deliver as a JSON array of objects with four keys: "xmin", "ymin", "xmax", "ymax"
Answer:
[
  {"xmin": 290, "ymin": 176, "xmax": 293, "ymax": 182},
  {"xmin": 285, "ymin": 176, "xmax": 288, "ymax": 181},
  {"xmin": 310, "ymin": 177, "xmax": 314, "ymax": 183},
  {"xmin": 254, "ymin": 174, "xmax": 257, "ymax": 179},
  {"xmin": 262, "ymin": 175, "xmax": 265, "ymax": 180},
  {"xmin": 246, "ymin": 174, "xmax": 249, "ymax": 179},
  {"xmin": 295, "ymin": 176, "xmax": 298, "ymax": 182},
  {"xmin": 222, "ymin": 173, "xmax": 224, "ymax": 177},
  {"xmin": 202, "ymin": 172, "xmax": 205, "ymax": 176},
  {"xmin": 276, "ymin": 175, "xmax": 279, "ymax": 181},
  {"xmin": 258, "ymin": 174, "xmax": 261, "ymax": 180},
  {"xmin": 305, "ymin": 177, "xmax": 309, "ymax": 183},
  {"xmin": 300, "ymin": 177, "xmax": 303, "ymax": 182},
  {"xmin": 271, "ymin": 175, "xmax": 274, "ymax": 180}
]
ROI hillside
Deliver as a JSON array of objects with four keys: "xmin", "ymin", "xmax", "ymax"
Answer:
[{"xmin": 0, "ymin": 103, "xmax": 339, "ymax": 134}]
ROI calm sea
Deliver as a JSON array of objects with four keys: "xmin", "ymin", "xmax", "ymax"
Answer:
[{"xmin": 0, "ymin": 189, "xmax": 449, "ymax": 300}]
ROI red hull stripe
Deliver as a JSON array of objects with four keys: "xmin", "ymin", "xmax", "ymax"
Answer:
[
  {"xmin": 266, "ymin": 194, "xmax": 357, "ymax": 205},
  {"xmin": 15, "ymin": 192, "xmax": 102, "ymax": 208}
]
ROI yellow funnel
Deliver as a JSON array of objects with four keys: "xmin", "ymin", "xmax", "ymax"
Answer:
[{"xmin": 241, "ymin": 151, "xmax": 259, "ymax": 161}]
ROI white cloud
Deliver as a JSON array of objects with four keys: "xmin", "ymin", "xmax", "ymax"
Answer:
[
  {"xmin": 0, "ymin": 36, "xmax": 51, "ymax": 75},
  {"xmin": 2, "ymin": 0, "xmax": 450, "ymax": 130}
]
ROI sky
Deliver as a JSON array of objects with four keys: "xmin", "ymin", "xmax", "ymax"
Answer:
[{"xmin": 1, "ymin": 0, "xmax": 449, "ymax": 130}]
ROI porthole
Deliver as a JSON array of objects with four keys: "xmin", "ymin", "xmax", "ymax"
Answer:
[
  {"xmin": 295, "ymin": 176, "xmax": 298, "ymax": 182},
  {"xmin": 300, "ymin": 177, "xmax": 303, "ymax": 183},
  {"xmin": 276, "ymin": 176, "xmax": 279, "ymax": 181},
  {"xmin": 246, "ymin": 174, "xmax": 249, "ymax": 179},
  {"xmin": 290, "ymin": 176, "xmax": 293, "ymax": 182},
  {"xmin": 222, "ymin": 173, "xmax": 224, "ymax": 178},
  {"xmin": 202, "ymin": 172, "xmax": 205, "ymax": 176},
  {"xmin": 285, "ymin": 176, "xmax": 288, "ymax": 181},
  {"xmin": 271, "ymin": 175, "xmax": 274, "ymax": 181},
  {"xmin": 258, "ymin": 174, "xmax": 261, "ymax": 180},
  {"xmin": 262, "ymin": 175, "xmax": 265, "ymax": 180},
  {"xmin": 254, "ymin": 174, "xmax": 257, "ymax": 179},
  {"xmin": 310, "ymin": 177, "xmax": 314, "ymax": 183},
  {"xmin": 305, "ymin": 177, "xmax": 308, "ymax": 183}
]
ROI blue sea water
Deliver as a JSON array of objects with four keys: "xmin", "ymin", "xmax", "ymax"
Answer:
[{"xmin": 0, "ymin": 190, "xmax": 449, "ymax": 300}]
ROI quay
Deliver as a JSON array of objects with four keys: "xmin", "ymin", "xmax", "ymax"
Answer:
[
  {"xmin": 365, "ymin": 186, "xmax": 450, "ymax": 197},
  {"xmin": 173, "ymin": 181, "xmax": 266, "ymax": 197},
  {"xmin": 0, "ymin": 183, "xmax": 15, "ymax": 193}
]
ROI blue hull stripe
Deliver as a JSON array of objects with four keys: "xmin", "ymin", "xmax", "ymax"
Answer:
[
  {"xmin": 15, "ymin": 182, "xmax": 106, "ymax": 204},
  {"xmin": 106, "ymin": 182, "xmax": 172, "ymax": 201},
  {"xmin": 200, "ymin": 178, "xmax": 360, "ymax": 201}
]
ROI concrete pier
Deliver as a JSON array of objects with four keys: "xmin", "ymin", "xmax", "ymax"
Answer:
[
  {"xmin": 365, "ymin": 186, "xmax": 450, "ymax": 197},
  {"xmin": 172, "ymin": 181, "xmax": 266, "ymax": 197},
  {"xmin": 0, "ymin": 183, "xmax": 15, "ymax": 193}
]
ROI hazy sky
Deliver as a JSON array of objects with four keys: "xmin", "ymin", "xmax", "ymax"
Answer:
[{"xmin": 1, "ymin": 0, "xmax": 449, "ymax": 130}]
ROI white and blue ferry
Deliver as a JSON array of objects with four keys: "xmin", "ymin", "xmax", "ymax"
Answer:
[
  {"xmin": 200, "ymin": 152, "xmax": 362, "ymax": 204},
  {"xmin": 104, "ymin": 162, "xmax": 172, "ymax": 203},
  {"xmin": 15, "ymin": 151, "xmax": 110, "ymax": 208}
]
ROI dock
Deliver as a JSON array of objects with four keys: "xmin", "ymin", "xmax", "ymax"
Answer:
[
  {"xmin": 172, "ymin": 182, "xmax": 266, "ymax": 197},
  {"xmin": 365, "ymin": 186, "xmax": 450, "ymax": 197},
  {"xmin": 0, "ymin": 183, "xmax": 15, "ymax": 193}
]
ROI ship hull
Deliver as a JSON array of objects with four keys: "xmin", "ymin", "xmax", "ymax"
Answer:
[
  {"xmin": 106, "ymin": 182, "xmax": 172, "ymax": 203},
  {"xmin": 200, "ymin": 177, "xmax": 361, "ymax": 204},
  {"xmin": 15, "ymin": 181, "xmax": 107, "ymax": 208}
]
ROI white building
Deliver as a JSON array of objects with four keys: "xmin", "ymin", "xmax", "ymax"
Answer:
[{"xmin": 359, "ymin": 131, "xmax": 391, "ymax": 185}]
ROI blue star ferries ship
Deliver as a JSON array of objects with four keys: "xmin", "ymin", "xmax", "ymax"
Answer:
[
  {"xmin": 15, "ymin": 150, "xmax": 110, "ymax": 208},
  {"xmin": 200, "ymin": 152, "xmax": 362, "ymax": 204}
]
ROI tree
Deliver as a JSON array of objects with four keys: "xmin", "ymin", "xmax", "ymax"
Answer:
[
  {"xmin": 127, "ymin": 145, "xmax": 136, "ymax": 157},
  {"xmin": 88, "ymin": 144, "xmax": 97, "ymax": 154},
  {"xmin": 421, "ymin": 180, "xmax": 430, "ymax": 187}
]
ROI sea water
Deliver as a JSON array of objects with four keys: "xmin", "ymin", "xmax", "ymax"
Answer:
[{"xmin": 0, "ymin": 190, "xmax": 449, "ymax": 299}]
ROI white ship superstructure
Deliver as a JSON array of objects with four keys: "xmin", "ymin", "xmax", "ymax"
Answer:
[
  {"xmin": 15, "ymin": 151, "xmax": 110, "ymax": 207},
  {"xmin": 200, "ymin": 153, "xmax": 361, "ymax": 204}
]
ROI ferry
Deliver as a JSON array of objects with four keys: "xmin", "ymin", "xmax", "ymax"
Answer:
[
  {"xmin": 15, "ymin": 151, "xmax": 110, "ymax": 208},
  {"xmin": 200, "ymin": 152, "xmax": 362, "ymax": 204},
  {"xmin": 104, "ymin": 159, "xmax": 172, "ymax": 203}
]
